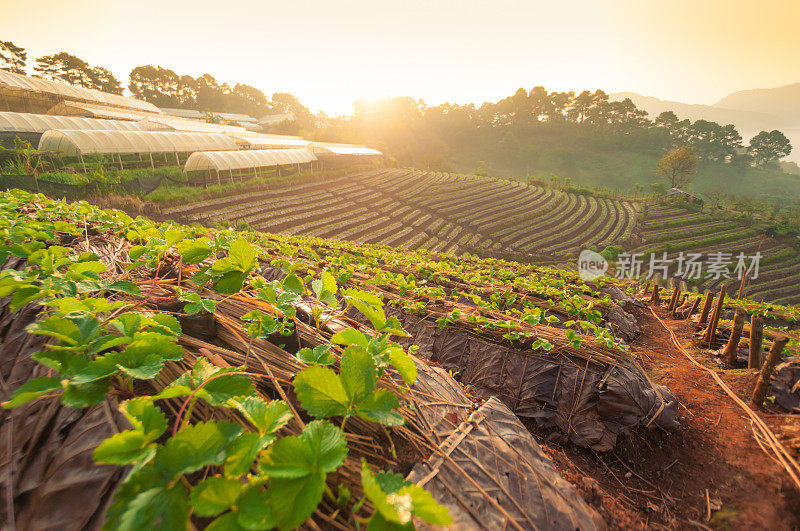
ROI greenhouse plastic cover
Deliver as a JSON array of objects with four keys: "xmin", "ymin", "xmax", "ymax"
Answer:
[
  {"xmin": 38, "ymin": 129, "xmax": 238, "ymax": 156},
  {"xmin": 47, "ymin": 101, "xmax": 153, "ymax": 121},
  {"xmin": 0, "ymin": 71, "xmax": 159, "ymax": 114},
  {"xmin": 225, "ymin": 132, "xmax": 312, "ymax": 149},
  {"xmin": 184, "ymin": 148, "xmax": 317, "ymax": 172},
  {"xmin": 139, "ymin": 115, "xmax": 247, "ymax": 134},
  {"xmin": 312, "ymin": 142, "xmax": 382, "ymax": 156},
  {"xmin": 0, "ymin": 111, "xmax": 146, "ymax": 133}
]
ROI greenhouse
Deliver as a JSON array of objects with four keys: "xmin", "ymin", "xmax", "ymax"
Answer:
[
  {"xmin": 183, "ymin": 148, "xmax": 317, "ymax": 186},
  {"xmin": 37, "ymin": 129, "xmax": 239, "ymax": 171},
  {"xmin": 312, "ymin": 142, "xmax": 383, "ymax": 156},
  {"xmin": 139, "ymin": 115, "xmax": 247, "ymax": 134},
  {"xmin": 0, "ymin": 71, "xmax": 160, "ymax": 115},
  {"xmin": 0, "ymin": 111, "xmax": 146, "ymax": 148},
  {"xmin": 225, "ymin": 132, "xmax": 312, "ymax": 149}
]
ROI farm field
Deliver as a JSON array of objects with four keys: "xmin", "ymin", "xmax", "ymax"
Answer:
[
  {"xmin": 2, "ymin": 189, "xmax": 799, "ymax": 530},
  {"xmin": 162, "ymin": 167, "xmax": 639, "ymax": 261},
  {"xmin": 634, "ymin": 204, "xmax": 800, "ymax": 304},
  {"xmin": 160, "ymin": 167, "xmax": 800, "ymax": 305}
]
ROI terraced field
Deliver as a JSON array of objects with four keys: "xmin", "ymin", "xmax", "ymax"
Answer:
[
  {"xmin": 163, "ymin": 168, "xmax": 638, "ymax": 260},
  {"xmin": 636, "ymin": 204, "xmax": 800, "ymax": 304}
]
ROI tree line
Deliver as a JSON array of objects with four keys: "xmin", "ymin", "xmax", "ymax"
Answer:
[
  {"xmin": 0, "ymin": 39, "xmax": 793, "ymax": 170},
  {"xmin": 0, "ymin": 40, "xmax": 308, "ymax": 120},
  {"xmin": 317, "ymin": 90, "xmax": 791, "ymax": 170}
]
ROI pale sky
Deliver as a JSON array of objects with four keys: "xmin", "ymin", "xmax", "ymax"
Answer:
[{"xmin": 2, "ymin": 0, "xmax": 799, "ymax": 115}]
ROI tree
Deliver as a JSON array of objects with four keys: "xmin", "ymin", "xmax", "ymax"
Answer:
[
  {"xmin": 657, "ymin": 146, "xmax": 698, "ymax": 188},
  {"xmin": 749, "ymin": 130, "xmax": 792, "ymax": 166},
  {"xmin": 34, "ymin": 52, "xmax": 122, "ymax": 94},
  {"xmin": 0, "ymin": 40, "xmax": 26, "ymax": 74},
  {"xmin": 89, "ymin": 66, "xmax": 123, "ymax": 94},
  {"xmin": 34, "ymin": 52, "xmax": 93, "ymax": 87},
  {"xmin": 129, "ymin": 65, "xmax": 185, "ymax": 107}
]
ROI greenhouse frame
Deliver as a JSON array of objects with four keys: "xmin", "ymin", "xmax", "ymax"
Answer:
[
  {"xmin": 183, "ymin": 148, "xmax": 317, "ymax": 186},
  {"xmin": 0, "ymin": 71, "xmax": 160, "ymax": 115},
  {"xmin": 38, "ymin": 129, "xmax": 239, "ymax": 171}
]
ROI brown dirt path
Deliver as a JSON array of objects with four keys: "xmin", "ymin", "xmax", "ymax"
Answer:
[{"xmin": 545, "ymin": 305, "xmax": 800, "ymax": 530}]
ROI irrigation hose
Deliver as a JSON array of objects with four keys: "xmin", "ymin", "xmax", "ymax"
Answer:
[{"xmin": 649, "ymin": 307, "xmax": 800, "ymax": 491}]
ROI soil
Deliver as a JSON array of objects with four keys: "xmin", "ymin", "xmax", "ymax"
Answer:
[{"xmin": 541, "ymin": 305, "xmax": 800, "ymax": 530}]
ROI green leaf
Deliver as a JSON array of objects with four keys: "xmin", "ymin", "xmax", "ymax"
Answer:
[
  {"xmin": 344, "ymin": 288, "xmax": 386, "ymax": 331},
  {"xmin": 74, "ymin": 334, "xmax": 183, "ymax": 383},
  {"xmin": 93, "ymin": 430, "xmax": 155, "ymax": 466},
  {"xmin": 301, "ymin": 420, "xmax": 348, "ymax": 474},
  {"xmin": 2, "ymin": 376, "xmax": 62, "ymax": 408},
  {"xmin": 177, "ymin": 238, "xmax": 212, "ymax": 265},
  {"xmin": 259, "ymin": 420, "xmax": 346, "ymax": 479},
  {"xmin": 340, "ymin": 345, "xmax": 377, "ymax": 405},
  {"xmin": 228, "ymin": 396, "xmax": 292, "ymax": 435},
  {"xmin": 107, "ymin": 280, "xmax": 141, "ymax": 296},
  {"xmin": 68, "ymin": 260, "xmax": 106, "ymax": 275},
  {"xmin": 356, "ymin": 389, "xmax": 404, "ymax": 426},
  {"xmin": 129, "ymin": 245, "xmax": 147, "ymax": 260},
  {"xmin": 201, "ymin": 373, "xmax": 254, "ymax": 406},
  {"xmin": 61, "ymin": 379, "xmax": 110, "ymax": 408},
  {"xmin": 215, "ymin": 271, "xmax": 247, "ymax": 294},
  {"xmin": 27, "ymin": 315, "xmax": 80, "ymax": 345},
  {"xmin": 281, "ymin": 273, "xmax": 304, "ymax": 295},
  {"xmin": 361, "ymin": 460, "xmax": 408, "ymax": 525},
  {"xmin": 387, "ymin": 347, "xmax": 417, "ymax": 386},
  {"xmin": 293, "ymin": 366, "xmax": 348, "ymax": 418},
  {"xmin": 224, "ymin": 432, "xmax": 274, "ymax": 478},
  {"xmin": 374, "ymin": 470, "xmax": 408, "ymax": 495},
  {"xmin": 190, "ymin": 476, "xmax": 243, "ymax": 517},
  {"xmin": 296, "ymin": 345, "xmax": 335, "ymax": 366},
  {"xmin": 381, "ymin": 315, "xmax": 410, "ymax": 337},
  {"xmin": 228, "ymin": 239, "xmax": 258, "ymax": 272},
  {"xmin": 207, "ymin": 512, "xmax": 247, "ymax": 531},
  {"xmin": 268, "ymin": 473, "xmax": 325, "ymax": 531},
  {"xmin": 330, "ymin": 327, "xmax": 369, "ymax": 348},
  {"xmin": 119, "ymin": 397, "xmax": 167, "ymax": 443},
  {"xmin": 322, "ymin": 271, "xmax": 338, "ymax": 296},
  {"xmin": 236, "ymin": 486, "xmax": 274, "ymax": 530},
  {"xmin": 148, "ymin": 314, "xmax": 182, "ymax": 337},
  {"xmin": 117, "ymin": 482, "xmax": 190, "ymax": 531},
  {"xmin": 361, "ymin": 460, "xmax": 451, "ymax": 527},
  {"xmin": 400, "ymin": 484, "xmax": 452, "ymax": 526},
  {"xmin": 154, "ymin": 420, "xmax": 243, "ymax": 478},
  {"xmin": 110, "ymin": 313, "xmax": 142, "ymax": 337}
]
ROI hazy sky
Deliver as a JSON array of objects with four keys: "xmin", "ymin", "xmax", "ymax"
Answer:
[{"xmin": 2, "ymin": 0, "xmax": 799, "ymax": 115}]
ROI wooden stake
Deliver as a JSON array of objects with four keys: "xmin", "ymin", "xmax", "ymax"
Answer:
[
  {"xmin": 699, "ymin": 291, "xmax": 714, "ymax": 325},
  {"xmin": 688, "ymin": 296, "xmax": 701, "ymax": 317},
  {"xmin": 751, "ymin": 336, "xmax": 789, "ymax": 406},
  {"xmin": 724, "ymin": 309, "xmax": 746, "ymax": 365},
  {"xmin": 652, "ymin": 284, "xmax": 660, "ymax": 304},
  {"xmin": 704, "ymin": 285, "xmax": 726, "ymax": 347},
  {"xmin": 668, "ymin": 287, "xmax": 680, "ymax": 313},
  {"xmin": 737, "ymin": 271, "xmax": 748, "ymax": 300},
  {"xmin": 748, "ymin": 315, "xmax": 764, "ymax": 369}
]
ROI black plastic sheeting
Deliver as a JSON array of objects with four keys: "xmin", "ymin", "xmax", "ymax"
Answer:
[
  {"xmin": 351, "ymin": 309, "xmax": 679, "ymax": 451},
  {"xmin": 406, "ymin": 385, "xmax": 605, "ymax": 530},
  {"xmin": 772, "ymin": 357, "xmax": 800, "ymax": 413},
  {"xmin": 0, "ymin": 257, "xmax": 128, "ymax": 530}
]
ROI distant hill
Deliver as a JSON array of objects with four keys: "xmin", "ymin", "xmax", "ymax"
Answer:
[
  {"xmin": 611, "ymin": 87, "xmax": 800, "ymax": 163},
  {"xmin": 714, "ymin": 83, "xmax": 800, "ymax": 118}
]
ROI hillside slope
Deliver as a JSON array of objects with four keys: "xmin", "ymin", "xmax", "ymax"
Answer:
[
  {"xmin": 162, "ymin": 168, "xmax": 639, "ymax": 261},
  {"xmin": 2, "ymin": 189, "xmax": 798, "ymax": 530}
]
